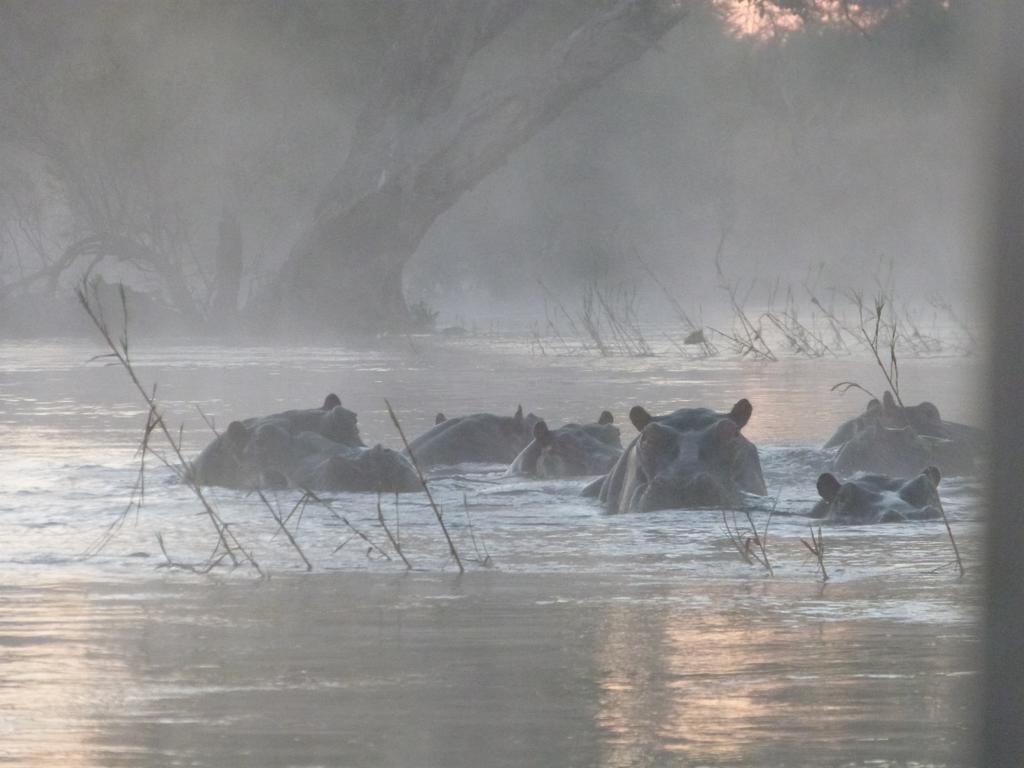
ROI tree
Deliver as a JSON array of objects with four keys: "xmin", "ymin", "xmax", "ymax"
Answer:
[
  {"xmin": 0, "ymin": 1, "xmax": 380, "ymax": 330},
  {"xmin": 267, "ymin": 0, "xmax": 690, "ymax": 333},
  {"xmin": 0, "ymin": 0, "xmax": 948, "ymax": 336}
]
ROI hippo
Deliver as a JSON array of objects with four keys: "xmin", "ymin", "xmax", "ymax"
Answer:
[
  {"xmin": 403, "ymin": 405, "xmax": 540, "ymax": 467},
  {"xmin": 507, "ymin": 411, "xmax": 622, "ymax": 478},
  {"xmin": 825, "ymin": 391, "xmax": 944, "ymax": 448},
  {"xmin": 187, "ymin": 395, "xmax": 419, "ymax": 493},
  {"xmin": 283, "ymin": 434, "xmax": 420, "ymax": 493},
  {"xmin": 593, "ymin": 399, "xmax": 767, "ymax": 514},
  {"xmin": 241, "ymin": 394, "xmax": 364, "ymax": 447},
  {"xmin": 188, "ymin": 419, "xmax": 257, "ymax": 488},
  {"xmin": 825, "ymin": 392, "xmax": 984, "ymax": 476},
  {"xmin": 810, "ymin": 467, "xmax": 943, "ymax": 524}
]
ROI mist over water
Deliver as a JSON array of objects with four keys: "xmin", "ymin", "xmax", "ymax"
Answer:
[
  {"xmin": 0, "ymin": 1, "xmax": 981, "ymax": 336},
  {"xmin": 0, "ymin": 2, "xmax": 989, "ymax": 766},
  {"xmin": 0, "ymin": 334, "xmax": 984, "ymax": 578}
]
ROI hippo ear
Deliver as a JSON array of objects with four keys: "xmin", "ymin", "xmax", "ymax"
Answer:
[
  {"xmin": 514, "ymin": 405, "xmax": 523, "ymax": 423},
  {"xmin": 728, "ymin": 399, "xmax": 752, "ymax": 429},
  {"xmin": 435, "ymin": 412, "xmax": 447, "ymax": 425},
  {"xmin": 225, "ymin": 421, "xmax": 249, "ymax": 446},
  {"xmin": 323, "ymin": 393, "xmax": 341, "ymax": 410},
  {"xmin": 817, "ymin": 473, "xmax": 841, "ymax": 502},
  {"xmin": 533, "ymin": 420, "xmax": 552, "ymax": 444},
  {"xmin": 866, "ymin": 398, "xmax": 881, "ymax": 414},
  {"xmin": 923, "ymin": 466, "xmax": 941, "ymax": 487},
  {"xmin": 883, "ymin": 391, "xmax": 897, "ymax": 411},
  {"xmin": 598, "ymin": 410, "xmax": 614, "ymax": 425},
  {"xmin": 630, "ymin": 406, "xmax": 652, "ymax": 432}
]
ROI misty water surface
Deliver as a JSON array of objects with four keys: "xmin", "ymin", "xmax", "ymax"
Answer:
[{"xmin": 0, "ymin": 334, "xmax": 981, "ymax": 766}]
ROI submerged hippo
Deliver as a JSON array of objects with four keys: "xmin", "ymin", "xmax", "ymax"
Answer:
[
  {"xmin": 593, "ymin": 399, "xmax": 767, "ymax": 514},
  {"xmin": 403, "ymin": 406, "xmax": 540, "ymax": 467},
  {"xmin": 507, "ymin": 411, "xmax": 622, "ymax": 478},
  {"xmin": 825, "ymin": 392, "xmax": 983, "ymax": 476},
  {"xmin": 238, "ymin": 393, "xmax": 365, "ymax": 446},
  {"xmin": 187, "ymin": 394, "xmax": 419, "ymax": 493},
  {"xmin": 810, "ymin": 467, "xmax": 943, "ymax": 524},
  {"xmin": 278, "ymin": 433, "xmax": 420, "ymax": 493},
  {"xmin": 825, "ymin": 391, "xmax": 944, "ymax": 448}
]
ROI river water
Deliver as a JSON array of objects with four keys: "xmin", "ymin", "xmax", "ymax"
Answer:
[{"xmin": 0, "ymin": 333, "xmax": 983, "ymax": 766}]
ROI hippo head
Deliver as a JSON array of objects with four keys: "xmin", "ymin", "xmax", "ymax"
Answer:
[
  {"xmin": 505, "ymin": 404, "xmax": 540, "ymax": 442},
  {"xmin": 632, "ymin": 417, "xmax": 745, "ymax": 511},
  {"xmin": 361, "ymin": 444, "xmax": 421, "ymax": 492},
  {"xmin": 531, "ymin": 420, "xmax": 619, "ymax": 477},
  {"xmin": 630, "ymin": 398, "xmax": 752, "ymax": 433},
  {"xmin": 224, "ymin": 420, "xmax": 249, "ymax": 451},
  {"xmin": 881, "ymin": 391, "xmax": 946, "ymax": 438},
  {"xmin": 321, "ymin": 445, "xmax": 420, "ymax": 493},
  {"xmin": 319, "ymin": 403, "xmax": 363, "ymax": 446},
  {"xmin": 187, "ymin": 420, "xmax": 253, "ymax": 487},
  {"xmin": 833, "ymin": 421, "xmax": 953, "ymax": 477},
  {"xmin": 815, "ymin": 466, "xmax": 942, "ymax": 523},
  {"xmin": 243, "ymin": 421, "xmax": 293, "ymax": 469}
]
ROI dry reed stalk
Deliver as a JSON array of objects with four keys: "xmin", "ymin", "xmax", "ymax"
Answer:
[
  {"xmin": 255, "ymin": 490, "xmax": 313, "ymax": 571},
  {"xmin": 77, "ymin": 279, "xmax": 264, "ymax": 576},
  {"xmin": 635, "ymin": 250, "xmax": 717, "ymax": 357},
  {"xmin": 155, "ymin": 532, "xmax": 230, "ymax": 574},
  {"xmin": 385, "ymin": 398, "xmax": 464, "ymax": 572},
  {"xmin": 723, "ymin": 506, "xmax": 774, "ymax": 575},
  {"xmin": 462, "ymin": 493, "xmax": 492, "ymax": 567},
  {"xmin": 801, "ymin": 526, "xmax": 829, "ymax": 582},
  {"xmin": 846, "ymin": 289, "xmax": 904, "ymax": 405},
  {"xmin": 707, "ymin": 280, "xmax": 776, "ymax": 361},
  {"xmin": 935, "ymin": 495, "xmax": 965, "ymax": 578},
  {"xmin": 378, "ymin": 492, "xmax": 412, "ymax": 569},
  {"xmin": 299, "ymin": 488, "xmax": 392, "ymax": 561}
]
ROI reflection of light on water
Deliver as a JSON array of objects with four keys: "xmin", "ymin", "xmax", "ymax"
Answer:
[
  {"xmin": 0, "ymin": 587, "xmax": 133, "ymax": 767},
  {"xmin": 591, "ymin": 581, "xmax": 975, "ymax": 766},
  {"xmin": 594, "ymin": 604, "xmax": 770, "ymax": 765}
]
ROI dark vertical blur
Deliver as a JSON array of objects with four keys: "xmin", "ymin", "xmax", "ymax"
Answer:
[{"xmin": 983, "ymin": 2, "xmax": 1024, "ymax": 765}]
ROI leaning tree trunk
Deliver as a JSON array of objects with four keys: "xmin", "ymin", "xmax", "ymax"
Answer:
[{"xmin": 275, "ymin": 0, "xmax": 688, "ymax": 334}]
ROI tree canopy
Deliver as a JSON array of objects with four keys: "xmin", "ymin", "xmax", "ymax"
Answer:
[{"xmin": 0, "ymin": 0, "xmax": 960, "ymax": 335}]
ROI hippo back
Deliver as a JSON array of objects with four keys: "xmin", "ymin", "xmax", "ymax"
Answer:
[
  {"xmin": 825, "ymin": 393, "xmax": 983, "ymax": 476},
  {"xmin": 289, "ymin": 443, "xmax": 420, "ymax": 493},
  {"xmin": 832, "ymin": 422, "xmax": 975, "ymax": 477},
  {"xmin": 404, "ymin": 407, "xmax": 538, "ymax": 467},
  {"xmin": 187, "ymin": 395, "xmax": 419, "ymax": 492}
]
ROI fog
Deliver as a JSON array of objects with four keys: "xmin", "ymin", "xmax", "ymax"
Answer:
[
  {"xmin": 0, "ymin": 0, "xmax": 979, "ymax": 336},
  {"xmin": 1, "ymin": 3, "xmax": 1012, "ymax": 766}
]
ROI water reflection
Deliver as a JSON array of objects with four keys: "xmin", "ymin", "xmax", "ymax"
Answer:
[
  {"xmin": 0, "ymin": 576, "xmax": 975, "ymax": 767},
  {"xmin": 592, "ymin": 581, "xmax": 976, "ymax": 767},
  {"xmin": 0, "ymin": 585, "xmax": 134, "ymax": 766}
]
